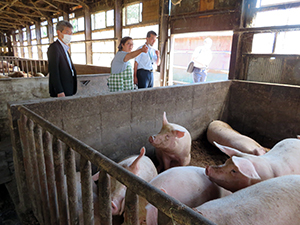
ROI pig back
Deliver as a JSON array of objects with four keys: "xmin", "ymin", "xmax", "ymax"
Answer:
[
  {"xmin": 207, "ymin": 120, "xmax": 267, "ymax": 155},
  {"xmin": 195, "ymin": 175, "xmax": 300, "ymax": 225}
]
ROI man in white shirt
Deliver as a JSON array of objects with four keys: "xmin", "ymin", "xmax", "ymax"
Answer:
[
  {"xmin": 134, "ymin": 31, "xmax": 160, "ymax": 88},
  {"xmin": 191, "ymin": 37, "xmax": 213, "ymax": 83}
]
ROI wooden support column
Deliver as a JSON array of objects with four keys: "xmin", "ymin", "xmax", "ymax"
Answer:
[
  {"xmin": 18, "ymin": 28, "xmax": 25, "ymax": 58},
  {"xmin": 7, "ymin": 31, "xmax": 13, "ymax": 56},
  {"xmin": 48, "ymin": 18, "xmax": 54, "ymax": 43},
  {"xmin": 35, "ymin": 21, "xmax": 43, "ymax": 60},
  {"xmin": 63, "ymin": 8, "xmax": 69, "ymax": 21},
  {"xmin": 84, "ymin": 6, "xmax": 92, "ymax": 65},
  {"xmin": 26, "ymin": 25, "xmax": 32, "ymax": 59},
  {"xmin": 158, "ymin": 0, "xmax": 169, "ymax": 86},
  {"xmin": 12, "ymin": 31, "xmax": 18, "ymax": 57},
  {"xmin": 114, "ymin": 0, "xmax": 122, "ymax": 54},
  {"xmin": 228, "ymin": 0, "xmax": 246, "ymax": 80}
]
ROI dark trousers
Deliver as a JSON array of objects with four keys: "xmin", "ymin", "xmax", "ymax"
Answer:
[{"xmin": 137, "ymin": 69, "xmax": 153, "ymax": 88}]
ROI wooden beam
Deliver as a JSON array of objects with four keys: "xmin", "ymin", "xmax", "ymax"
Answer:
[
  {"xmin": 84, "ymin": 6, "xmax": 92, "ymax": 64},
  {"xmin": 10, "ymin": 2, "xmax": 58, "ymax": 12},
  {"xmin": 41, "ymin": 0, "xmax": 67, "ymax": 14},
  {"xmin": 158, "ymin": 0, "xmax": 169, "ymax": 86},
  {"xmin": 0, "ymin": 0, "xmax": 18, "ymax": 12},
  {"xmin": 35, "ymin": 21, "xmax": 43, "ymax": 59},
  {"xmin": 114, "ymin": 0, "xmax": 122, "ymax": 54},
  {"xmin": 29, "ymin": 0, "xmax": 48, "ymax": 18},
  {"xmin": 3, "ymin": 10, "xmax": 42, "ymax": 18},
  {"xmin": 27, "ymin": 25, "xmax": 33, "ymax": 58},
  {"xmin": 47, "ymin": 18, "xmax": 54, "ymax": 43},
  {"xmin": 18, "ymin": 27, "xmax": 25, "ymax": 58}
]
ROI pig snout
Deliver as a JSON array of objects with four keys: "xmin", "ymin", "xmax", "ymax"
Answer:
[
  {"xmin": 111, "ymin": 200, "xmax": 122, "ymax": 215},
  {"xmin": 149, "ymin": 135, "xmax": 156, "ymax": 143}
]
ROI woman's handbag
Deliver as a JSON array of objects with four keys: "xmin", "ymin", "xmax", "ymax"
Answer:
[{"xmin": 187, "ymin": 61, "xmax": 194, "ymax": 73}]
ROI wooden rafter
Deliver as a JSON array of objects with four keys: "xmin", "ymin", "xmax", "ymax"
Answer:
[
  {"xmin": 41, "ymin": 0, "xmax": 68, "ymax": 14},
  {"xmin": 0, "ymin": 0, "xmax": 91, "ymax": 33},
  {"xmin": 0, "ymin": 0, "xmax": 18, "ymax": 12}
]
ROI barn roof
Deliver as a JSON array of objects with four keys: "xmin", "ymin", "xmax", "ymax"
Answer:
[{"xmin": 0, "ymin": 0, "xmax": 92, "ymax": 34}]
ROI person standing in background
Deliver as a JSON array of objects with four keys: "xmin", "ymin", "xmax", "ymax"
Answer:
[
  {"xmin": 134, "ymin": 31, "xmax": 160, "ymax": 88},
  {"xmin": 191, "ymin": 37, "xmax": 213, "ymax": 83},
  {"xmin": 109, "ymin": 36, "xmax": 148, "ymax": 92},
  {"xmin": 47, "ymin": 20, "xmax": 77, "ymax": 97}
]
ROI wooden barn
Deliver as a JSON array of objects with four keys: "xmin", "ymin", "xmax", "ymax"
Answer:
[{"xmin": 0, "ymin": 0, "xmax": 300, "ymax": 224}]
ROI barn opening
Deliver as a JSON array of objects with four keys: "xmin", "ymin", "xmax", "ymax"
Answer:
[{"xmin": 170, "ymin": 31, "xmax": 233, "ymax": 85}]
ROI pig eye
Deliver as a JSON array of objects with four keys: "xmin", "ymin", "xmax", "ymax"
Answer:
[
  {"xmin": 165, "ymin": 135, "xmax": 169, "ymax": 140},
  {"xmin": 231, "ymin": 169, "xmax": 237, "ymax": 173}
]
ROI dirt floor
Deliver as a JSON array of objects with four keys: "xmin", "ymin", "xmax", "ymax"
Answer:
[{"xmin": 0, "ymin": 137, "xmax": 228, "ymax": 224}]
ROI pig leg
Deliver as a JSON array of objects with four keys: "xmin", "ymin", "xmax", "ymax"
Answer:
[{"xmin": 155, "ymin": 149, "xmax": 164, "ymax": 172}]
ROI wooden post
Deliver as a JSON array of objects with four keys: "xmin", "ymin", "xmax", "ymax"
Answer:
[
  {"xmin": 114, "ymin": 0, "xmax": 122, "ymax": 54},
  {"xmin": 12, "ymin": 31, "xmax": 18, "ymax": 57},
  {"xmin": 18, "ymin": 28, "xmax": 25, "ymax": 58},
  {"xmin": 26, "ymin": 25, "xmax": 32, "ymax": 59},
  {"xmin": 34, "ymin": 125, "xmax": 51, "ymax": 225},
  {"xmin": 98, "ymin": 170, "xmax": 112, "ymax": 225},
  {"xmin": 7, "ymin": 31, "xmax": 13, "ymax": 56},
  {"xmin": 84, "ymin": 6, "xmax": 92, "ymax": 65},
  {"xmin": 80, "ymin": 157, "xmax": 94, "ymax": 225},
  {"xmin": 65, "ymin": 147, "xmax": 79, "ymax": 225},
  {"xmin": 123, "ymin": 189, "xmax": 139, "ymax": 225},
  {"xmin": 43, "ymin": 131, "xmax": 59, "ymax": 225},
  {"xmin": 35, "ymin": 21, "xmax": 43, "ymax": 60},
  {"xmin": 48, "ymin": 18, "xmax": 54, "ymax": 43},
  {"xmin": 158, "ymin": 0, "xmax": 169, "ymax": 86},
  {"xmin": 53, "ymin": 138, "xmax": 69, "ymax": 225}
]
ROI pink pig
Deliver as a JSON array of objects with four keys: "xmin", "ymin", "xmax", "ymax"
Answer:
[
  {"xmin": 207, "ymin": 120, "xmax": 269, "ymax": 155},
  {"xmin": 206, "ymin": 138, "xmax": 300, "ymax": 192},
  {"xmin": 140, "ymin": 166, "xmax": 231, "ymax": 225},
  {"xmin": 149, "ymin": 112, "xmax": 191, "ymax": 172},
  {"xmin": 92, "ymin": 147, "xmax": 157, "ymax": 216},
  {"xmin": 194, "ymin": 175, "xmax": 300, "ymax": 225}
]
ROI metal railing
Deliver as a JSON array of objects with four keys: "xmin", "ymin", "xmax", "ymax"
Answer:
[
  {"xmin": 15, "ymin": 105, "xmax": 215, "ymax": 225},
  {"xmin": 0, "ymin": 56, "xmax": 47, "ymax": 77}
]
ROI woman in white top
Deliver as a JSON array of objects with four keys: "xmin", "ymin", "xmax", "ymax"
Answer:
[{"xmin": 109, "ymin": 37, "xmax": 148, "ymax": 92}]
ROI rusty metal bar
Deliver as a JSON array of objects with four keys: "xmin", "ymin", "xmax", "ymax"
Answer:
[
  {"xmin": 27, "ymin": 119, "xmax": 44, "ymax": 223},
  {"xmin": 16, "ymin": 114, "xmax": 32, "ymax": 210},
  {"xmin": 34, "ymin": 125, "xmax": 51, "ymax": 225},
  {"xmin": 98, "ymin": 170, "xmax": 112, "ymax": 225},
  {"xmin": 43, "ymin": 131, "xmax": 59, "ymax": 225},
  {"xmin": 123, "ymin": 189, "xmax": 139, "ymax": 225},
  {"xmin": 18, "ymin": 105, "xmax": 216, "ymax": 225},
  {"xmin": 80, "ymin": 157, "xmax": 94, "ymax": 225},
  {"xmin": 65, "ymin": 147, "xmax": 79, "ymax": 225},
  {"xmin": 53, "ymin": 137, "xmax": 69, "ymax": 225}
]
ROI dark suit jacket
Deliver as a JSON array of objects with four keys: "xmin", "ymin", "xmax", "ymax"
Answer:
[{"xmin": 47, "ymin": 40, "xmax": 77, "ymax": 97}]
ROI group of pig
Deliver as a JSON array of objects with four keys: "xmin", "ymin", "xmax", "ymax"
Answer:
[{"xmin": 91, "ymin": 113, "xmax": 300, "ymax": 225}]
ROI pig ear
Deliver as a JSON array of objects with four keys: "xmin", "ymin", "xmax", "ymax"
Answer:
[
  {"xmin": 232, "ymin": 156, "xmax": 261, "ymax": 180},
  {"xmin": 173, "ymin": 129, "xmax": 185, "ymax": 138},
  {"xmin": 214, "ymin": 142, "xmax": 243, "ymax": 157},
  {"xmin": 163, "ymin": 111, "xmax": 169, "ymax": 125},
  {"xmin": 160, "ymin": 188, "xmax": 167, "ymax": 194},
  {"xmin": 129, "ymin": 147, "xmax": 145, "ymax": 174}
]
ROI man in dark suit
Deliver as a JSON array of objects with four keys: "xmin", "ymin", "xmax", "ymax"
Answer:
[{"xmin": 47, "ymin": 20, "xmax": 77, "ymax": 97}]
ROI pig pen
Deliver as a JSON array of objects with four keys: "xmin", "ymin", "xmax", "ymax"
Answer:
[{"xmin": 7, "ymin": 80, "xmax": 300, "ymax": 224}]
